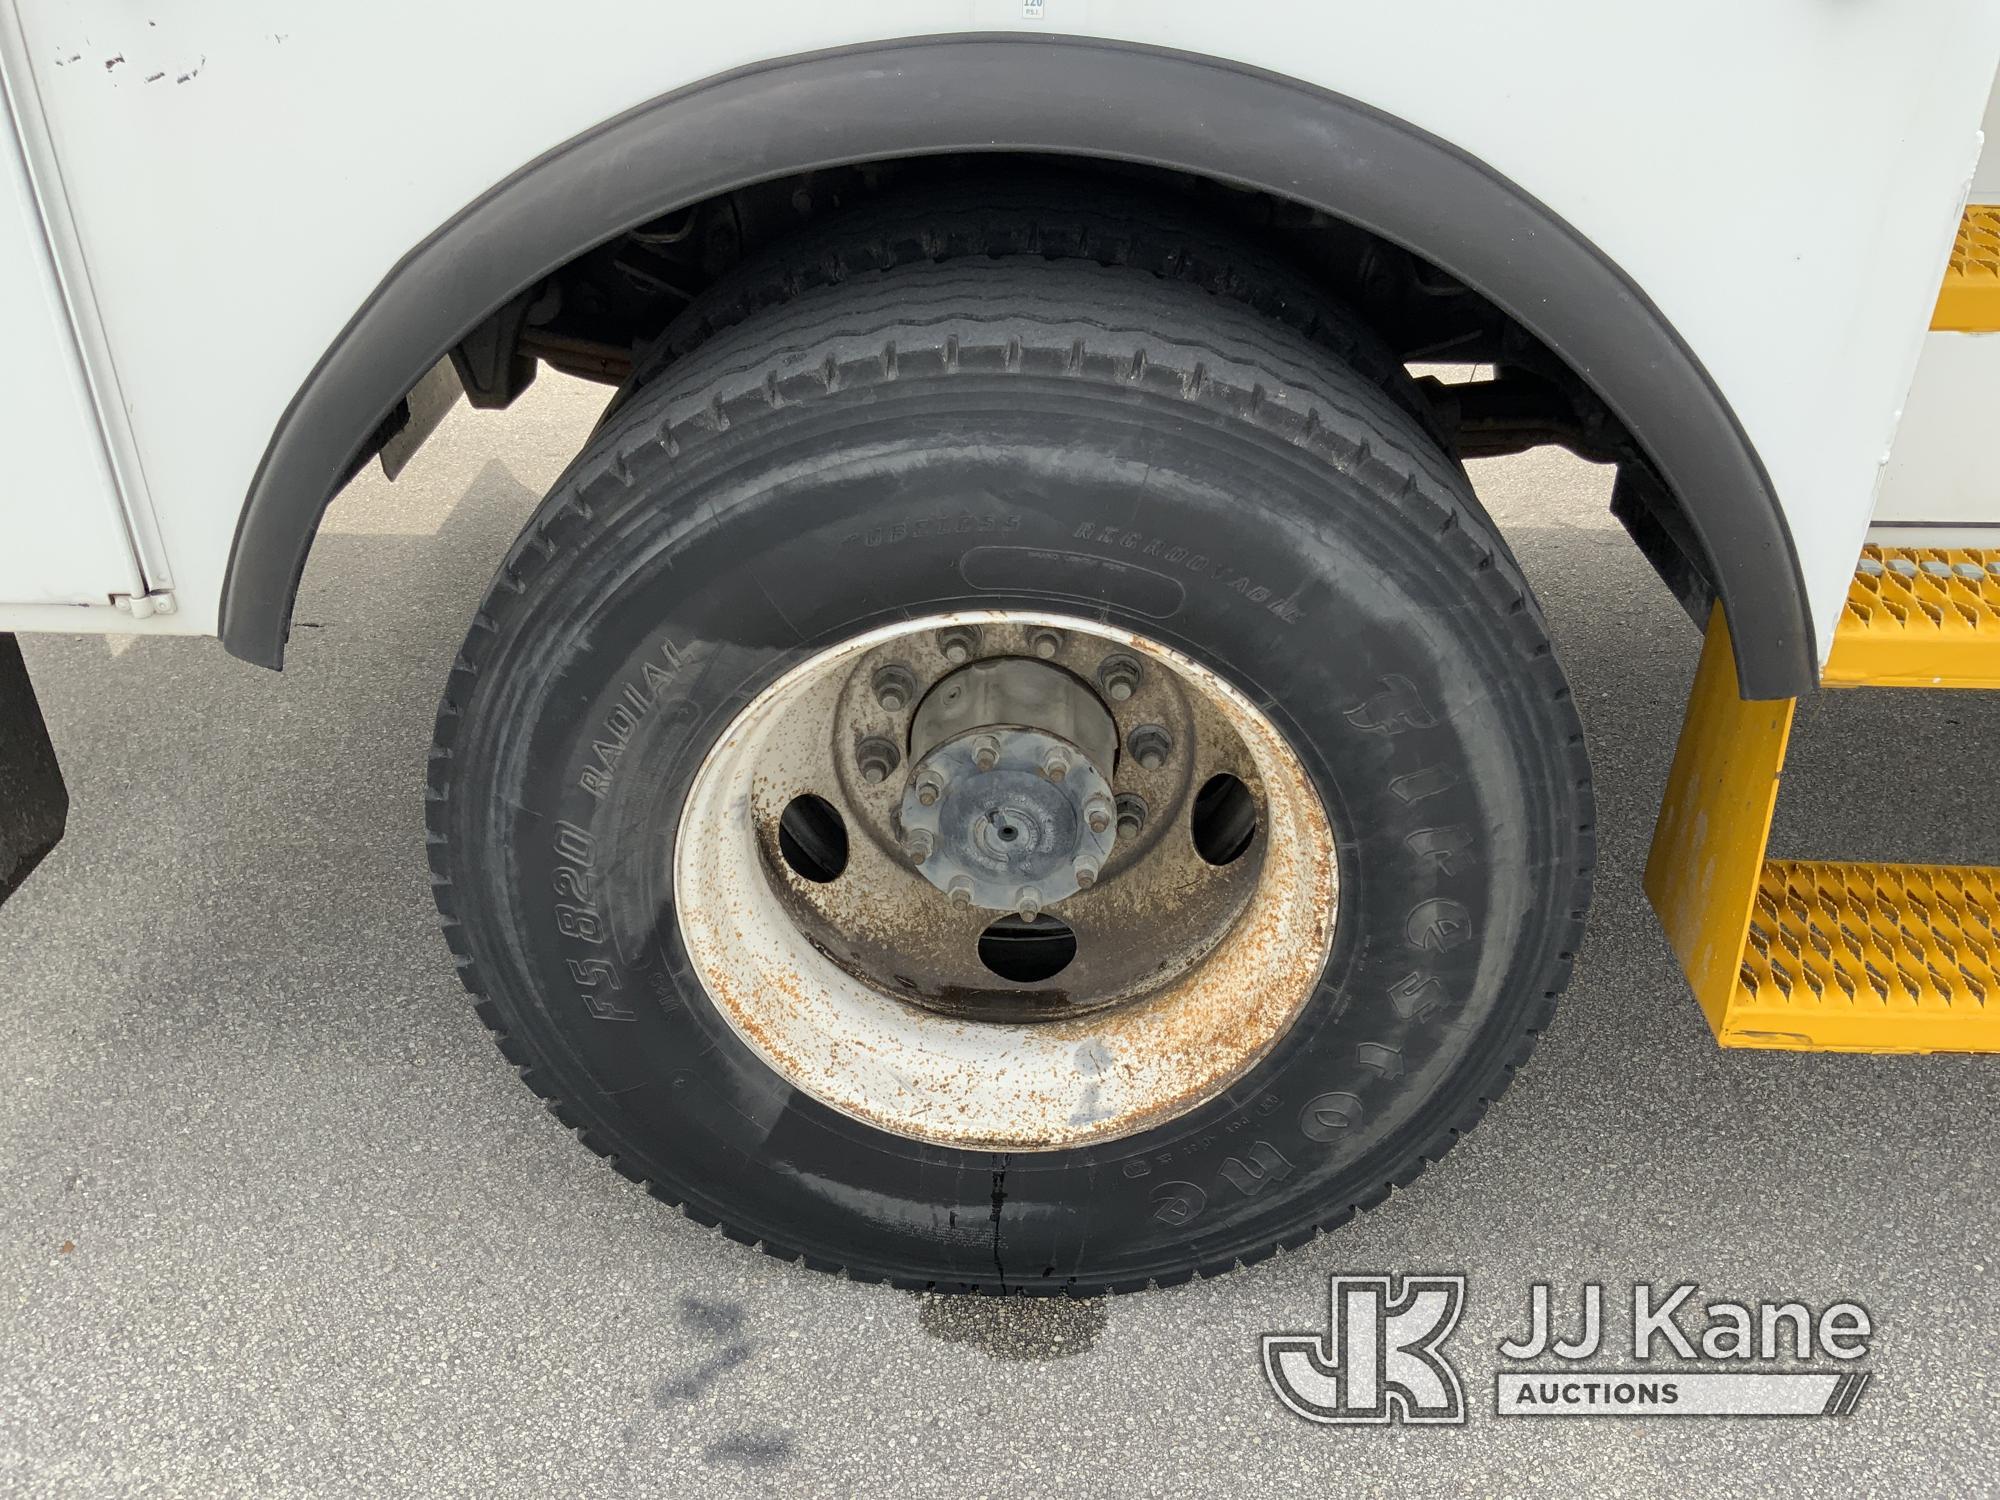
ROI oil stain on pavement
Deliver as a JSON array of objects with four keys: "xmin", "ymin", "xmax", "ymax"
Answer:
[
  {"xmin": 654, "ymin": 1295, "xmax": 799, "ymax": 1471},
  {"xmin": 655, "ymin": 1296, "xmax": 754, "ymax": 1404},
  {"xmin": 914, "ymin": 1292, "xmax": 1108, "ymax": 1360}
]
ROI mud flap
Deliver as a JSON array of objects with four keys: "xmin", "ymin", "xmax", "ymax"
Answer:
[{"xmin": 0, "ymin": 634, "xmax": 66, "ymax": 905}]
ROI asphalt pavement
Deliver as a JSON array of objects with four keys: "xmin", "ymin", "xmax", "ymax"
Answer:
[{"xmin": 3, "ymin": 373, "xmax": 1994, "ymax": 1498}]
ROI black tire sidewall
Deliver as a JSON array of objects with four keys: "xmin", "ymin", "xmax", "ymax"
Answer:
[{"xmin": 447, "ymin": 373, "xmax": 1580, "ymax": 1290}]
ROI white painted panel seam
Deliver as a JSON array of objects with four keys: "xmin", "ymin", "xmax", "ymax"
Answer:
[{"xmin": 0, "ymin": 0, "xmax": 166, "ymax": 589}]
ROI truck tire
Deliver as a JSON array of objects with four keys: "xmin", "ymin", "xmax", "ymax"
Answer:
[
  {"xmin": 428, "ymin": 246, "xmax": 1594, "ymax": 1294},
  {"xmin": 609, "ymin": 169, "xmax": 1444, "ymax": 445}
]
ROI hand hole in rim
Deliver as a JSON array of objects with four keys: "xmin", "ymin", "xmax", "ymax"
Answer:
[
  {"xmin": 977, "ymin": 914, "xmax": 1079, "ymax": 983},
  {"xmin": 777, "ymin": 793, "xmax": 849, "ymax": 882},
  {"xmin": 677, "ymin": 612, "xmax": 1336, "ymax": 1150},
  {"xmin": 1191, "ymin": 773, "xmax": 1257, "ymax": 865}
]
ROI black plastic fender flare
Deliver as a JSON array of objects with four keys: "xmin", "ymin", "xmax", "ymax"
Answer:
[{"xmin": 219, "ymin": 35, "xmax": 1812, "ymax": 697}]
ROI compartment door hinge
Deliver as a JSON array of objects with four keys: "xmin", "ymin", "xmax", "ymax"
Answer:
[{"xmin": 110, "ymin": 589, "xmax": 176, "ymax": 620}]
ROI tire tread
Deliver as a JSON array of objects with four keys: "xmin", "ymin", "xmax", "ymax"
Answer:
[{"xmin": 428, "ymin": 213, "xmax": 1596, "ymax": 1296}]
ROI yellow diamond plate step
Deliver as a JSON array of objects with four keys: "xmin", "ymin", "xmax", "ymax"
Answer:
[
  {"xmin": 1645, "ymin": 605, "xmax": 2000, "ymax": 1053},
  {"xmin": 1933, "ymin": 205, "xmax": 2000, "ymax": 331},
  {"xmin": 1822, "ymin": 547, "xmax": 2000, "ymax": 688},
  {"xmin": 1735, "ymin": 861, "xmax": 2000, "ymax": 1052}
]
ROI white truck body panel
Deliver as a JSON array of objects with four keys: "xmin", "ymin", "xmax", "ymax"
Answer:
[
  {"xmin": 0, "ymin": 57, "xmax": 140, "ymax": 607},
  {"xmin": 1872, "ymin": 332, "xmax": 2000, "ymax": 539},
  {"xmin": 2, "ymin": 3, "xmax": 1997, "ymax": 662},
  {"xmin": 1871, "ymin": 69, "xmax": 2000, "ymax": 542},
  {"xmin": 1976, "ymin": 62, "xmax": 2000, "ymax": 200}
]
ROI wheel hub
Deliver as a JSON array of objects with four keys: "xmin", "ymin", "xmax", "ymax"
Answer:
[
  {"xmin": 674, "ymin": 612, "xmax": 1338, "ymax": 1150},
  {"xmin": 899, "ymin": 724, "xmax": 1116, "ymax": 915},
  {"xmin": 897, "ymin": 655, "xmax": 1121, "ymax": 914}
]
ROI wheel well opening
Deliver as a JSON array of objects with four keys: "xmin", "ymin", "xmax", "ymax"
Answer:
[
  {"xmin": 232, "ymin": 42, "xmax": 1800, "ymax": 690},
  {"xmin": 431, "ymin": 153, "xmax": 1716, "ymax": 629}
]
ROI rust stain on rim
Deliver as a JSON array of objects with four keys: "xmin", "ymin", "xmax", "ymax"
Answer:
[{"xmin": 675, "ymin": 611, "xmax": 1336, "ymax": 1151}]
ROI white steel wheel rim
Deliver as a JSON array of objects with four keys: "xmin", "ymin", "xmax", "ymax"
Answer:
[{"xmin": 674, "ymin": 611, "xmax": 1337, "ymax": 1151}]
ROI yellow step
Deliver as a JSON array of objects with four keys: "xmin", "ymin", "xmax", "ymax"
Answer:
[
  {"xmin": 1645, "ymin": 600, "xmax": 2000, "ymax": 1054},
  {"xmin": 1823, "ymin": 547, "xmax": 2000, "ymax": 688},
  {"xmin": 1933, "ymin": 205, "xmax": 2000, "ymax": 331},
  {"xmin": 1731, "ymin": 860, "xmax": 2000, "ymax": 1052}
]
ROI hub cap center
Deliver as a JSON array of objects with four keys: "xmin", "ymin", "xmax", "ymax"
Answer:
[
  {"xmin": 898, "ymin": 656, "xmax": 1120, "ymax": 914},
  {"xmin": 901, "ymin": 725, "xmax": 1113, "ymax": 911}
]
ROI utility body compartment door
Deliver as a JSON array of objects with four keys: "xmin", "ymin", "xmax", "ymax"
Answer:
[{"xmin": 0, "ymin": 79, "xmax": 144, "ymax": 607}]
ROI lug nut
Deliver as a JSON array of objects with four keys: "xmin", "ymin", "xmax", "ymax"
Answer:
[
  {"xmin": 948, "ymin": 877, "xmax": 975, "ymax": 907},
  {"xmin": 1098, "ymin": 654, "xmax": 1142, "ymax": 702},
  {"xmin": 1115, "ymin": 793, "xmax": 1147, "ymax": 840},
  {"xmin": 1073, "ymin": 857, "xmax": 1100, "ymax": 889},
  {"xmin": 937, "ymin": 626, "xmax": 981, "ymax": 665},
  {"xmin": 1015, "ymin": 887, "xmax": 1042, "ymax": 922},
  {"xmin": 972, "ymin": 734, "xmax": 1001, "ymax": 772},
  {"xmin": 856, "ymin": 736, "xmax": 899, "ymax": 785},
  {"xmin": 1085, "ymin": 794, "xmax": 1114, "ymax": 835},
  {"xmin": 1128, "ymin": 724, "xmax": 1172, "ymax": 771},
  {"xmin": 915, "ymin": 769, "xmax": 944, "ymax": 807},
  {"xmin": 1029, "ymin": 629, "xmax": 1062, "ymax": 660},
  {"xmin": 872, "ymin": 663, "xmax": 917, "ymax": 713},
  {"xmin": 1041, "ymin": 746, "xmax": 1071, "ymax": 782},
  {"xmin": 905, "ymin": 828, "xmax": 934, "ymax": 865}
]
